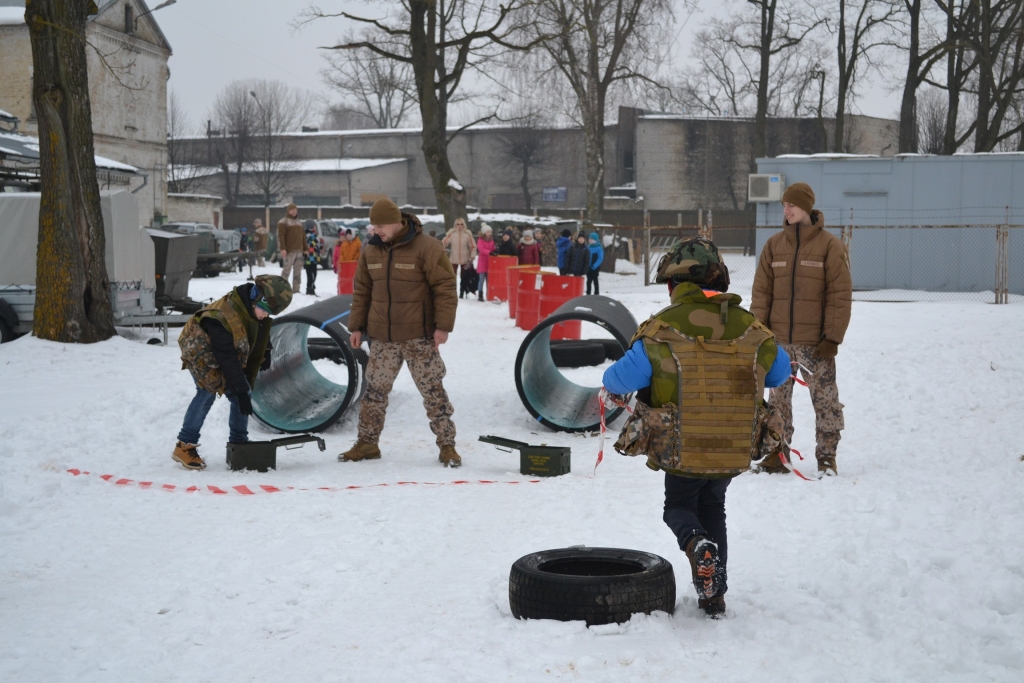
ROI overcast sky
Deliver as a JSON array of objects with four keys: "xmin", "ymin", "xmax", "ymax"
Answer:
[{"xmin": 157, "ymin": 0, "xmax": 901, "ymax": 132}]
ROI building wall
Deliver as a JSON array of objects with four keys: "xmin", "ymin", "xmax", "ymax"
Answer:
[
  {"xmin": 166, "ymin": 193, "xmax": 224, "ymax": 226},
  {"xmin": 0, "ymin": 1, "xmax": 170, "ymax": 227}
]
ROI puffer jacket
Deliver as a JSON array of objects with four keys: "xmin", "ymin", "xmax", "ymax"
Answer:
[
  {"xmin": 444, "ymin": 227, "xmax": 477, "ymax": 266},
  {"xmin": 750, "ymin": 210, "xmax": 853, "ymax": 345},
  {"xmin": 277, "ymin": 217, "xmax": 304, "ymax": 252},
  {"xmin": 476, "ymin": 237, "xmax": 495, "ymax": 273},
  {"xmin": 350, "ymin": 213, "xmax": 457, "ymax": 343}
]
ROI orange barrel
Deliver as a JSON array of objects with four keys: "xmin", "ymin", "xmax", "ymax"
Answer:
[
  {"xmin": 336, "ymin": 261, "xmax": 358, "ymax": 295},
  {"xmin": 507, "ymin": 265, "xmax": 540, "ymax": 319},
  {"xmin": 540, "ymin": 274, "xmax": 584, "ymax": 339},
  {"xmin": 487, "ymin": 255, "xmax": 518, "ymax": 302},
  {"xmin": 515, "ymin": 269, "xmax": 543, "ymax": 331}
]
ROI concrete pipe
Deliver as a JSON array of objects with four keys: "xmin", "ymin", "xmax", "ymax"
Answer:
[
  {"xmin": 515, "ymin": 295, "xmax": 638, "ymax": 432},
  {"xmin": 252, "ymin": 295, "xmax": 365, "ymax": 433}
]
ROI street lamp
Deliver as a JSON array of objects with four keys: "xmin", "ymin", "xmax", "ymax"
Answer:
[
  {"xmin": 703, "ymin": 95, "xmax": 716, "ymax": 214},
  {"xmin": 134, "ymin": 0, "xmax": 177, "ymax": 32}
]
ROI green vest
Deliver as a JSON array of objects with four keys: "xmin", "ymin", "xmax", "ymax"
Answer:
[
  {"xmin": 621, "ymin": 282, "xmax": 778, "ymax": 478},
  {"xmin": 178, "ymin": 289, "xmax": 269, "ymax": 394}
]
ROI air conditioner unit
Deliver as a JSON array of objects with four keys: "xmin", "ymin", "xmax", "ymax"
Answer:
[{"xmin": 748, "ymin": 174, "xmax": 785, "ymax": 202}]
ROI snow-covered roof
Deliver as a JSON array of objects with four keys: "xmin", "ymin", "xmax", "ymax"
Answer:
[
  {"xmin": 0, "ymin": 108, "xmax": 16, "ymax": 121},
  {"xmin": 0, "ymin": 131, "xmax": 138, "ymax": 172},
  {"xmin": 168, "ymin": 193, "xmax": 223, "ymax": 201},
  {"xmin": 774, "ymin": 153, "xmax": 880, "ymax": 160},
  {"xmin": 0, "ymin": 1, "xmax": 172, "ymax": 52},
  {"xmin": 0, "ymin": 7, "xmax": 24, "ymax": 25},
  {"xmin": 185, "ymin": 158, "xmax": 406, "ymax": 177}
]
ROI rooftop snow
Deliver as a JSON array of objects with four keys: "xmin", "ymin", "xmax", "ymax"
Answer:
[
  {"xmin": 0, "ymin": 131, "xmax": 137, "ymax": 172},
  {"xmin": 0, "ymin": 7, "xmax": 25, "ymax": 25},
  {"xmin": 185, "ymin": 158, "xmax": 406, "ymax": 177}
]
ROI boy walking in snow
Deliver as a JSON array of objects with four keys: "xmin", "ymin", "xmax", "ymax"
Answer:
[
  {"xmin": 750, "ymin": 183, "xmax": 852, "ymax": 476},
  {"xmin": 340, "ymin": 199, "xmax": 463, "ymax": 468},
  {"xmin": 602, "ymin": 238, "xmax": 791, "ymax": 617},
  {"xmin": 173, "ymin": 275, "xmax": 293, "ymax": 470}
]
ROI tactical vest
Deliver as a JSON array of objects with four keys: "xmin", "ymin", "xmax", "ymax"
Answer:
[
  {"xmin": 178, "ymin": 291, "xmax": 256, "ymax": 395},
  {"xmin": 615, "ymin": 313, "xmax": 774, "ymax": 478}
]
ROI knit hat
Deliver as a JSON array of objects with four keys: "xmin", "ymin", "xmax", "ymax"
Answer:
[
  {"xmin": 781, "ymin": 182, "xmax": 815, "ymax": 214},
  {"xmin": 304, "ymin": 219, "xmax": 317, "ymax": 231},
  {"xmin": 561, "ymin": 229, "xmax": 571, "ymax": 237},
  {"xmin": 480, "ymin": 222, "xmax": 492, "ymax": 234},
  {"xmin": 522, "ymin": 229, "xmax": 534, "ymax": 239},
  {"xmin": 502, "ymin": 228, "xmax": 513, "ymax": 237},
  {"xmin": 286, "ymin": 203, "xmax": 298, "ymax": 211},
  {"xmin": 369, "ymin": 198, "xmax": 402, "ymax": 226}
]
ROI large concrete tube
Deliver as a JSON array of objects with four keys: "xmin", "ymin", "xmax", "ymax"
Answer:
[
  {"xmin": 252, "ymin": 295, "xmax": 365, "ymax": 433},
  {"xmin": 515, "ymin": 295, "xmax": 638, "ymax": 432}
]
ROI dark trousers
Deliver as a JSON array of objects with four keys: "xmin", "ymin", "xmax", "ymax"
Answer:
[
  {"xmin": 663, "ymin": 474, "xmax": 731, "ymax": 593},
  {"xmin": 304, "ymin": 264, "xmax": 318, "ymax": 293},
  {"xmin": 586, "ymin": 269, "xmax": 600, "ymax": 295}
]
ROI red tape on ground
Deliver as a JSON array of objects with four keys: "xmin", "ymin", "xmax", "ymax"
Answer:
[{"xmin": 66, "ymin": 469, "xmax": 542, "ymax": 495}]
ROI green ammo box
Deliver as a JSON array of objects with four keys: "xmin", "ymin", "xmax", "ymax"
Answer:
[
  {"xmin": 226, "ymin": 434, "xmax": 326, "ymax": 472},
  {"xmin": 478, "ymin": 435, "xmax": 570, "ymax": 477}
]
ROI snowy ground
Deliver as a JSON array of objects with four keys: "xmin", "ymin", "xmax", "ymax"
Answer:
[{"xmin": 2, "ymin": 258, "xmax": 1023, "ymax": 682}]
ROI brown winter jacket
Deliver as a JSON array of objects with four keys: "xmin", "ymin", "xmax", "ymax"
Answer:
[
  {"xmin": 252, "ymin": 225, "xmax": 269, "ymax": 251},
  {"xmin": 750, "ymin": 210, "xmax": 853, "ymax": 345},
  {"xmin": 277, "ymin": 217, "xmax": 305, "ymax": 253},
  {"xmin": 443, "ymin": 227, "xmax": 477, "ymax": 266},
  {"xmin": 350, "ymin": 213, "xmax": 458, "ymax": 343}
]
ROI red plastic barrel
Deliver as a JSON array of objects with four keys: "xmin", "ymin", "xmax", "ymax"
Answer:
[
  {"xmin": 515, "ymin": 269, "xmax": 543, "ymax": 330},
  {"xmin": 507, "ymin": 265, "xmax": 540, "ymax": 319},
  {"xmin": 487, "ymin": 255, "xmax": 518, "ymax": 302},
  {"xmin": 336, "ymin": 261, "xmax": 358, "ymax": 295},
  {"xmin": 539, "ymin": 274, "xmax": 584, "ymax": 339}
]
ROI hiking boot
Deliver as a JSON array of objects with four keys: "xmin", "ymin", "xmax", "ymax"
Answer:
[
  {"xmin": 685, "ymin": 535, "xmax": 722, "ymax": 600},
  {"xmin": 698, "ymin": 593, "xmax": 726, "ymax": 618},
  {"xmin": 338, "ymin": 441, "xmax": 381, "ymax": 462},
  {"xmin": 477, "ymin": 292, "xmax": 484, "ymax": 301},
  {"xmin": 439, "ymin": 444, "xmax": 462, "ymax": 468},
  {"xmin": 756, "ymin": 448, "xmax": 791, "ymax": 474},
  {"xmin": 818, "ymin": 457, "xmax": 837, "ymax": 476},
  {"xmin": 172, "ymin": 441, "xmax": 206, "ymax": 471}
]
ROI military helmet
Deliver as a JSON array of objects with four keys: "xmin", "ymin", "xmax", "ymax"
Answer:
[
  {"xmin": 655, "ymin": 237, "xmax": 730, "ymax": 291},
  {"xmin": 252, "ymin": 274, "xmax": 292, "ymax": 314}
]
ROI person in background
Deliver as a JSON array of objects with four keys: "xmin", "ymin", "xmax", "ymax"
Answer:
[
  {"xmin": 566, "ymin": 232, "xmax": 591, "ymax": 277},
  {"xmin": 303, "ymin": 219, "xmax": 323, "ymax": 296},
  {"xmin": 277, "ymin": 203, "xmax": 305, "ymax": 293},
  {"xmin": 252, "ymin": 218, "xmax": 269, "ymax": 267},
  {"xmin": 237, "ymin": 227, "xmax": 251, "ymax": 272},
  {"xmin": 518, "ymin": 228, "xmax": 541, "ymax": 265},
  {"xmin": 601, "ymin": 238, "xmax": 790, "ymax": 618},
  {"xmin": 496, "ymin": 228, "xmax": 517, "ymax": 256},
  {"xmin": 476, "ymin": 223, "xmax": 496, "ymax": 301},
  {"xmin": 173, "ymin": 275, "xmax": 293, "ymax": 470},
  {"xmin": 587, "ymin": 231, "xmax": 604, "ymax": 295},
  {"xmin": 443, "ymin": 217, "xmax": 478, "ymax": 299},
  {"xmin": 556, "ymin": 228, "xmax": 572, "ymax": 275},
  {"xmin": 333, "ymin": 228, "xmax": 362, "ymax": 272},
  {"xmin": 750, "ymin": 182, "xmax": 852, "ymax": 476}
]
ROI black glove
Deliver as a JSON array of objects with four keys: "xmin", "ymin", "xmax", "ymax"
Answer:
[
  {"xmin": 235, "ymin": 391, "xmax": 253, "ymax": 417},
  {"xmin": 260, "ymin": 348, "xmax": 272, "ymax": 371}
]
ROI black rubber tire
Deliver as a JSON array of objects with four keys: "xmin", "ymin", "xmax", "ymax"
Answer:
[
  {"xmin": 509, "ymin": 547, "xmax": 675, "ymax": 626},
  {"xmin": 596, "ymin": 338, "xmax": 626, "ymax": 361},
  {"xmin": 549, "ymin": 340, "xmax": 606, "ymax": 368},
  {"xmin": 306, "ymin": 337, "xmax": 346, "ymax": 364}
]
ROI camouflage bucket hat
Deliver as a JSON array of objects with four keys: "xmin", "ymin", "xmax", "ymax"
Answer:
[
  {"xmin": 655, "ymin": 237, "xmax": 730, "ymax": 290},
  {"xmin": 253, "ymin": 274, "xmax": 292, "ymax": 314}
]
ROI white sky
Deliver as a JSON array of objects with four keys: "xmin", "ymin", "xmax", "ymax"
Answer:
[{"xmin": 157, "ymin": 0, "xmax": 902, "ymax": 132}]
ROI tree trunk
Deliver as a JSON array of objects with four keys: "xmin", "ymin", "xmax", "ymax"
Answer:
[
  {"xmin": 410, "ymin": 0, "xmax": 466, "ymax": 230},
  {"xmin": 26, "ymin": 0, "xmax": 115, "ymax": 343},
  {"xmin": 942, "ymin": 2, "xmax": 966, "ymax": 155},
  {"xmin": 753, "ymin": 1, "xmax": 774, "ymax": 160},
  {"xmin": 898, "ymin": 0, "xmax": 921, "ymax": 153},
  {"xmin": 834, "ymin": 2, "xmax": 849, "ymax": 153},
  {"xmin": 521, "ymin": 163, "xmax": 531, "ymax": 211},
  {"xmin": 582, "ymin": 106, "xmax": 605, "ymax": 223}
]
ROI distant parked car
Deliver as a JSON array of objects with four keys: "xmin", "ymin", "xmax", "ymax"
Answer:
[
  {"xmin": 316, "ymin": 220, "xmax": 341, "ymax": 269},
  {"xmin": 161, "ymin": 222, "xmax": 241, "ymax": 254}
]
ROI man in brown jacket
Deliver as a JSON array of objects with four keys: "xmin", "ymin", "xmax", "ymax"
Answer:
[
  {"xmin": 252, "ymin": 218, "xmax": 269, "ymax": 267},
  {"xmin": 277, "ymin": 203, "xmax": 305, "ymax": 293},
  {"xmin": 750, "ymin": 182, "xmax": 852, "ymax": 475},
  {"xmin": 340, "ymin": 198, "xmax": 462, "ymax": 467}
]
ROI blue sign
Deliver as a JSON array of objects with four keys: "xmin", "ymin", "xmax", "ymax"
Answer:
[{"xmin": 542, "ymin": 187, "xmax": 568, "ymax": 202}]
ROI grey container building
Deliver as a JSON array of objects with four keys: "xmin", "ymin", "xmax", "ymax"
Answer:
[{"xmin": 753, "ymin": 154, "xmax": 1024, "ymax": 295}]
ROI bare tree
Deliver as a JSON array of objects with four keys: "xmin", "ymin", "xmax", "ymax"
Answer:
[
  {"xmin": 26, "ymin": 0, "xmax": 115, "ymax": 343},
  {"xmin": 167, "ymin": 90, "xmax": 204, "ymax": 194},
  {"xmin": 966, "ymin": 0, "xmax": 1024, "ymax": 152},
  {"xmin": 304, "ymin": 1, "xmax": 532, "ymax": 228},
  {"xmin": 247, "ymin": 80, "xmax": 318, "ymax": 207},
  {"xmin": 934, "ymin": 0, "xmax": 979, "ymax": 154},
  {"xmin": 496, "ymin": 109, "xmax": 549, "ymax": 210},
  {"xmin": 211, "ymin": 82, "xmax": 257, "ymax": 207},
  {"xmin": 917, "ymin": 86, "xmax": 948, "ymax": 152},
  {"xmin": 322, "ymin": 39, "xmax": 418, "ymax": 129},
  {"xmin": 527, "ymin": 0, "xmax": 673, "ymax": 221},
  {"xmin": 829, "ymin": 0, "xmax": 900, "ymax": 152}
]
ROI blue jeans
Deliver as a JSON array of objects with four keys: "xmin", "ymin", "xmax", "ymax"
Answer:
[
  {"xmin": 477, "ymin": 272, "xmax": 488, "ymax": 295},
  {"xmin": 177, "ymin": 383, "xmax": 249, "ymax": 445}
]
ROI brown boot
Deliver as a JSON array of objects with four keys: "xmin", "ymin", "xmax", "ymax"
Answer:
[
  {"xmin": 685, "ymin": 535, "xmax": 722, "ymax": 600},
  {"xmin": 698, "ymin": 593, "xmax": 726, "ymax": 618},
  {"xmin": 439, "ymin": 444, "xmax": 462, "ymax": 468},
  {"xmin": 338, "ymin": 441, "xmax": 381, "ymax": 462},
  {"xmin": 818, "ymin": 457, "xmax": 837, "ymax": 476},
  {"xmin": 172, "ymin": 441, "xmax": 206, "ymax": 471}
]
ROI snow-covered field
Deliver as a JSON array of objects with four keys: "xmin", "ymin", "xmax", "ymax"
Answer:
[{"xmin": 2, "ymin": 259, "xmax": 1023, "ymax": 682}]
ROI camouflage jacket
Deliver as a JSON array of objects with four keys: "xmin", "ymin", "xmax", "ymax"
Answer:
[{"xmin": 178, "ymin": 286, "xmax": 270, "ymax": 395}]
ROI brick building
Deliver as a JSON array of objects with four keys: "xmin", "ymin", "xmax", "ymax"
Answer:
[{"xmin": 0, "ymin": 0, "xmax": 171, "ymax": 226}]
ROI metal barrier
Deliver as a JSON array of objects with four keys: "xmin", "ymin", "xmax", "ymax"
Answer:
[
  {"xmin": 252, "ymin": 295, "xmax": 365, "ymax": 433},
  {"xmin": 514, "ymin": 295, "xmax": 638, "ymax": 432}
]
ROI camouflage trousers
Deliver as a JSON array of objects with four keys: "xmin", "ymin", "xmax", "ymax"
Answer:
[
  {"xmin": 770, "ymin": 344, "xmax": 845, "ymax": 461},
  {"xmin": 280, "ymin": 251, "xmax": 304, "ymax": 293},
  {"xmin": 357, "ymin": 337, "xmax": 456, "ymax": 448}
]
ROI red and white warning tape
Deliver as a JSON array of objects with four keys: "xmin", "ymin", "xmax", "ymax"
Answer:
[
  {"xmin": 596, "ymin": 389, "xmax": 633, "ymax": 474},
  {"xmin": 66, "ymin": 469, "xmax": 542, "ymax": 495}
]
